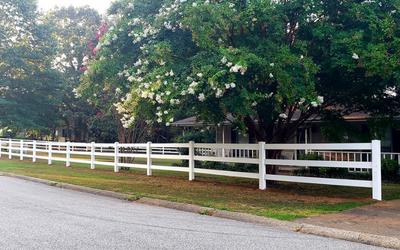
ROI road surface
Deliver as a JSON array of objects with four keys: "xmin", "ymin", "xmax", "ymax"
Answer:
[{"xmin": 0, "ymin": 176, "xmax": 388, "ymax": 249}]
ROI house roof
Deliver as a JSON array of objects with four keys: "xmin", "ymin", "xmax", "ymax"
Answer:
[
  {"xmin": 173, "ymin": 113, "xmax": 237, "ymax": 127},
  {"xmin": 173, "ymin": 111, "xmax": 370, "ymax": 127}
]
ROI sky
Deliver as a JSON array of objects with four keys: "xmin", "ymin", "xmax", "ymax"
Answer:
[{"xmin": 37, "ymin": 0, "xmax": 114, "ymax": 14}]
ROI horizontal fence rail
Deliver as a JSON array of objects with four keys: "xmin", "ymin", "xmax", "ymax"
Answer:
[{"xmin": 0, "ymin": 138, "xmax": 382, "ymax": 200}]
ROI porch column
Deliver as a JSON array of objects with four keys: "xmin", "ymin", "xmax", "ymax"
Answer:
[{"xmin": 222, "ymin": 126, "xmax": 225, "ymax": 157}]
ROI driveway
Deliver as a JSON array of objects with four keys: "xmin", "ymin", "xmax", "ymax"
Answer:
[{"xmin": 0, "ymin": 176, "xmax": 389, "ymax": 249}]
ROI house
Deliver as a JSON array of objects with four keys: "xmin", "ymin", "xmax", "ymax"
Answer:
[
  {"xmin": 55, "ymin": 119, "xmax": 87, "ymax": 142},
  {"xmin": 173, "ymin": 112, "xmax": 399, "ymax": 153}
]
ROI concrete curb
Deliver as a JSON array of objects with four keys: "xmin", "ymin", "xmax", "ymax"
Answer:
[{"xmin": 1, "ymin": 172, "xmax": 398, "ymax": 249}]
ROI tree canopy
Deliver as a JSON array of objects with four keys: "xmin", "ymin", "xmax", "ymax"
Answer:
[
  {"xmin": 78, "ymin": 0, "xmax": 400, "ymax": 143},
  {"xmin": 0, "ymin": 0, "xmax": 64, "ymax": 133},
  {"xmin": 49, "ymin": 6, "xmax": 102, "ymax": 140}
]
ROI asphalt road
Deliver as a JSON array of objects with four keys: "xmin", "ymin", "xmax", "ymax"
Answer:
[{"xmin": 0, "ymin": 176, "xmax": 388, "ymax": 250}]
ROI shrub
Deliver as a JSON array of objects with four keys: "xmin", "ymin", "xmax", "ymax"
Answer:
[
  {"xmin": 298, "ymin": 153, "xmax": 329, "ymax": 176},
  {"xmin": 293, "ymin": 152, "xmax": 371, "ymax": 180},
  {"xmin": 299, "ymin": 153, "xmax": 323, "ymax": 161},
  {"xmin": 381, "ymin": 158, "xmax": 400, "ymax": 182}
]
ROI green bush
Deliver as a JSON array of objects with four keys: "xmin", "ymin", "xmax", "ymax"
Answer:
[
  {"xmin": 292, "ymin": 155, "xmax": 400, "ymax": 183},
  {"xmin": 292, "ymin": 167, "xmax": 372, "ymax": 180},
  {"xmin": 173, "ymin": 160, "xmax": 258, "ymax": 173},
  {"xmin": 299, "ymin": 153, "xmax": 324, "ymax": 161},
  {"xmin": 381, "ymin": 158, "xmax": 400, "ymax": 181},
  {"xmin": 199, "ymin": 161, "xmax": 258, "ymax": 172},
  {"xmin": 293, "ymin": 152, "xmax": 372, "ymax": 180},
  {"xmin": 298, "ymin": 153, "xmax": 330, "ymax": 176}
]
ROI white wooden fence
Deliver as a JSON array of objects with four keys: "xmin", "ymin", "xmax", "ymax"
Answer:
[
  {"xmin": 311, "ymin": 150, "xmax": 400, "ymax": 173},
  {"xmin": 0, "ymin": 138, "xmax": 382, "ymax": 200}
]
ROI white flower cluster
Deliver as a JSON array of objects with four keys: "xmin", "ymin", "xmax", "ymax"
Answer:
[
  {"xmin": 134, "ymin": 59, "xmax": 142, "ymax": 67},
  {"xmin": 225, "ymin": 82, "xmax": 236, "ymax": 89},
  {"xmin": 103, "ymin": 40, "xmax": 111, "ymax": 46},
  {"xmin": 229, "ymin": 64, "xmax": 247, "ymax": 75},
  {"xmin": 121, "ymin": 115, "xmax": 135, "ymax": 128},
  {"xmin": 128, "ymin": 20, "xmax": 160, "ymax": 44},
  {"xmin": 170, "ymin": 99, "xmax": 180, "ymax": 104},
  {"xmin": 265, "ymin": 92, "xmax": 274, "ymax": 98},
  {"xmin": 279, "ymin": 113, "xmax": 287, "ymax": 119},
  {"xmin": 184, "ymin": 81, "xmax": 197, "ymax": 95},
  {"xmin": 125, "ymin": 93, "xmax": 132, "ymax": 101},
  {"xmin": 221, "ymin": 56, "xmax": 227, "ymax": 64},
  {"xmin": 216, "ymin": 88, "xmax": 223, "ymax": 98},
  {"xmin": 384, "ymin": 87, "xmax": 397, "ymax": 97},
  {"xmin": 94, "ymin": 43, "xmax": 102, "ymax": 51},
  {"xmin": 72, "ymin": 88, "xmax": 81, "ymax": 98},
  {"xmin": 155, "ymin": 93, "xmax": 164, "ymax": 103},
  {"xmin": 128, "ymin": 18, "xmax": 141, "ymax": 26},
  {"xmin": 113, "ymin": 102, "xmax": 126, "ymax": 113},
  {"xmin": 164, "ymin": 21, "xmax": 173, "ymax": 30},
  {"xmin": 310, "ymin": 96, "xmax": 324, "ymax": 107},
  {"xmin": 221, "ymin": 57, "xmax": 246, "ymax": 75},
  {"xmin": 155, "ymin": 2, "xmax": 181, "ymax": 20},
  {"xmin": 198, "ymin": 93, "xmax": 205, "ymax": 101}
]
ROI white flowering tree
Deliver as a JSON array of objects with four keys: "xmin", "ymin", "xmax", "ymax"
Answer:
[{"xmin": 79, "ymin": 0, "xmax": 400, "ymax": 170}]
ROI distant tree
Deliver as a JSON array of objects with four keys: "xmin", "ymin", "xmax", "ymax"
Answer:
[
  {"xmin": 49, "ymin": 6, "xmax": 102, "ymax": 141},
  {"xmin": 0, "ymin": 0, "xmax": 64, "ymax": 136}
]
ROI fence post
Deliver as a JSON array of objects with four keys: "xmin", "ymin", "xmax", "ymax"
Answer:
[
  {"xmin": 91, "ymin": 141, "xmax": 95, "ymax": 170},
  {"xmin": 20, "ymin": 140, "xmax": 24, "ymax": 160},
  {"xmin": 372, "ymin": 140, "xmax": 382, "ymax": 201},
  {"xmin": 48, "ymin": 142, "xmax": 52, "ymax": 165},
  {"xmin": 258, "ymin": 142, "xmax": 266, "ymax": 190},
  {"xmin": 9, "ymin": 139, "xmax": 12, "ymax": 159},
  {"xmin": 0, "ymin": 139, "xmax": 2, "ymax": 157},
  {"xmin": 66, "ymin": 142, "xmax": 70, "ymax": 167},
  {"xmin": 147, "ymin": 142, "xmax": 152, "ymax": 176},
  {"xmin": 114, "ymin": 142, "xmax": 119, "ymax": 172},
  {"xmin": 33, "ymin": 141, "xmax": 37, "ymax": 163},
  {"xmin": 189, "ymin": 141, "xmax": 195, "ymax": 181}
]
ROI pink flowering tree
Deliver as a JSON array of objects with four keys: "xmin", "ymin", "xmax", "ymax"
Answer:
[{"xmin": 79, "ymin": 0, "xmax": 400, "ymax": 171}]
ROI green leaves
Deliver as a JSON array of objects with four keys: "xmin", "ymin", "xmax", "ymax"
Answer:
[
  {"xmin": 79, "ymin": 0, "xmax": 400, "ymax": 143},
  {"xmin": 0, "ymin": 0, "xmax": 65, "ymax": 132}
]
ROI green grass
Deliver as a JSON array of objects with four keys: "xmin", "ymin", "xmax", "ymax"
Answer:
[{"xmin": 0, "ymin": 156, "xmax": 399, "ymax": 221}]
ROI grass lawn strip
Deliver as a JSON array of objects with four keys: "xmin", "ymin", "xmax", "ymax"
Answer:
[{"xmin": 0, "ymin": 158, "xmax": 399, "ymax": 221}]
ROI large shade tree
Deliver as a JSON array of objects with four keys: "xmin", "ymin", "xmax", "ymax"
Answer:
[
  {"xmin": 0, "ymin": 0, "xmax": 63, "ymax": 135},
  {"xmin": 49, "ymin": 6, "xmax": 102, "ymax": 141},
  {"xmin": 78, "ymin": 0, "xmax": 400, "ymax": 157}
]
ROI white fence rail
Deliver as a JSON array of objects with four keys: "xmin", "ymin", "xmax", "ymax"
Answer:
[{"xmin": 0, "ymin": 138, "xmax": 382, "ymax": 200}]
